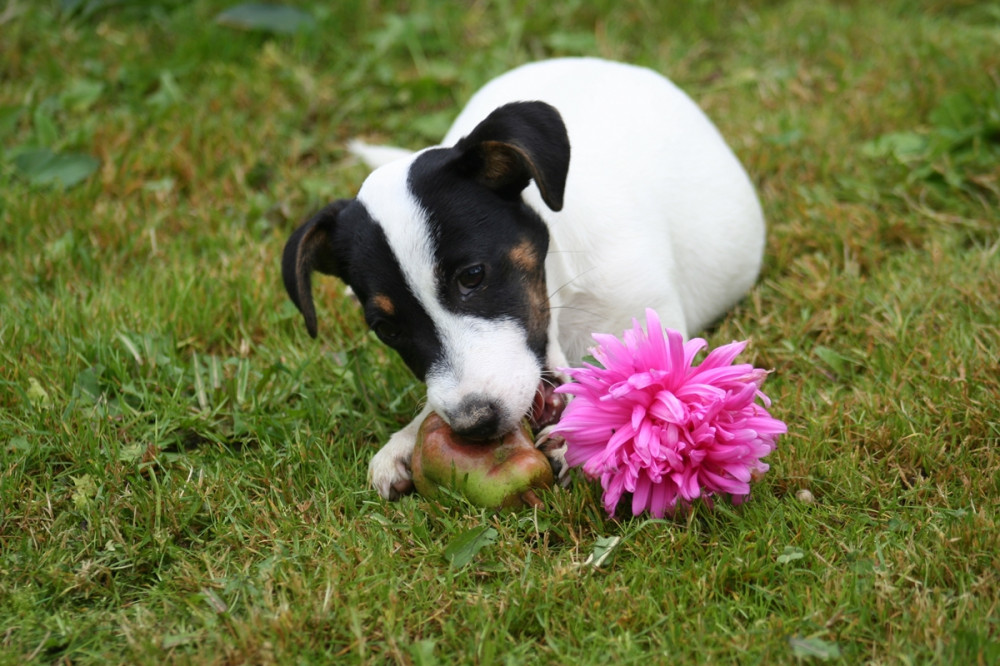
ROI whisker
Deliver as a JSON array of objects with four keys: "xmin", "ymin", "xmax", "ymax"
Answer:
[
  {"xmin": 539, "ymin": 372, "xmax": 561, "ymax": 388},
  {"xmin": 543, "ymin": 303, "xmax": 605, "ymax": 322},
  {"xmin": 546, "ymin": 265, "xmax": 598, "ymax": 300}
]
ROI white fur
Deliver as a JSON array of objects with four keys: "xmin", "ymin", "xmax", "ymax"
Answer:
[
  {"xmin": 424, "ymin": 317, "xmax": 541, "ymax": 428},
  {"xmin": 366, "ymin": 58, "xmax": 765, "ymax": 499}
]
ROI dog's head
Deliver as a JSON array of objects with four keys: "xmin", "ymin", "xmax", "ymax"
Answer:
[{"xmin": 283, "ymin": 102, "xmax": 570, "ymax": 439}]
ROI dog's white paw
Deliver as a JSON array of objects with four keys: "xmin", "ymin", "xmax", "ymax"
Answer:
[
  {"xmin": 368, "ymin": 431, "xmax": 417, "ymax": 500},
  {"xmin": 368, "ymin": 407, "xmax": 434, "ymax": 500},
  {"xmin": 535, "ymin": 425, "xmax": 571, "ymax": 487}
]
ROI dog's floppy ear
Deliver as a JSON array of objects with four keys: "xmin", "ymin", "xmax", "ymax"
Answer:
[
  {"xmin": 451, "ymin": 101, "xmax": 570, "ymax": 211},
  {"xmin": 281, "ymin": 199, "xmax": 350, "ymax": 338}
]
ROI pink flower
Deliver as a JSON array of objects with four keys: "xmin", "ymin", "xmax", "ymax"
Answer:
[{"xmin": 552, "ymin": 309, "xmax": 786, "ymax": 518}]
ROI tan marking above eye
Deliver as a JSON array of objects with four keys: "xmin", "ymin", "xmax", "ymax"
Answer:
[
  {"xmin": 373, "ymin": 293, "xmax": 395, "ymax": 315},
  {"xmin": 508, "ymin": 239, "xmax": 538, "ymax": 271}
]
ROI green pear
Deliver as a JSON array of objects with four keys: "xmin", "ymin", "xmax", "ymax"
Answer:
[{"xmin": 411, "ymin": 412, "xmax": 555, "ymax": 509}]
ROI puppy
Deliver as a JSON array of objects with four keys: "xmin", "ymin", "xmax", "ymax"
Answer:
[{"xmin": 282, "ymin": 58, "xmax": 765, "ymax": 500}]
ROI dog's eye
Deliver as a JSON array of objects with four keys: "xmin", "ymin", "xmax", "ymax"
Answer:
[
  {"xmin": 372, "ymin": 320, "xmax": 401, "ymax": 342},
  {"xmin": 457, "ymin": 264, "xmax": 485, "ymax": 296}
]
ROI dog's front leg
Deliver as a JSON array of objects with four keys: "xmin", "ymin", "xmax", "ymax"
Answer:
[
  {"xmin": 536, "ymin": 335, "xmax": 571, "ymax": 486},
  {"xmin": 368, "ymin": 404, "xmax": 433, "ymax": 500}
]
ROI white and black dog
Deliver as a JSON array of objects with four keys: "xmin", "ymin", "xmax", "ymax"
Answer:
[{"xmin": 282, "ymin": 58, "xmax": 765, "ymax": 500}]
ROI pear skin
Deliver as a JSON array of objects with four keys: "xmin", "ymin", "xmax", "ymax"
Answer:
[{"xmin": 411, "ymin": 412, "xmax": 554, "ymax": 509}]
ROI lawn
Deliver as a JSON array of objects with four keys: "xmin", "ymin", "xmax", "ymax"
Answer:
[{"xmin": 1, "ymin": 1, "xmax": 998, "ymax": 663}]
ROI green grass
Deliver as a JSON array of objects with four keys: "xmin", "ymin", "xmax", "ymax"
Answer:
[{"xmin": 2, "ymin": 0, "xmax": 998, "ymax": 663}]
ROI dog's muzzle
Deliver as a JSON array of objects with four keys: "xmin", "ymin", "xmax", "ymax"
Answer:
[{"xmin": 446, "ymin": 395, "xmax": 507, "ymax": 440}]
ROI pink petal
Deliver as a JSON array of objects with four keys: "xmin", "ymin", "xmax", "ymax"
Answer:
[
  {"xmin": 635, "ymin": 418, "xmax": 656, "ymax": 460},
  {"xmin": 723, "ymin": 382, "xmax": 760, "ymax": 410},
  {"xmin": 682, "ymin": 337, "xmax": 709, "ymax": 367},
  {"xmin": 632, "ymin": 473, "xmax": 652, "ymax": 516},
  {"xmin": 648, "ymin": 481, "xmax": 675, "ymax": 518},
  {"xmin": 651, "ymin": 390, "xmax": 686, "ymax": 423},
  {"xmin": 665, "ymin": 328, "xmax": 687, "ymax": 383},
  {"xmin": 694, "ymin": 339, "xmax": 749, "ymax": 373},
  {"xmin": 681, "ymin": 471, "xmax": 701, "ymax": 500},
  {"xmin": 602, "ymin": 472, "xmax": 627, "ymax": 515}
]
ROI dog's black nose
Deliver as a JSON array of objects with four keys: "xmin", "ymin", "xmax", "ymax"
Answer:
[{"xmin": 449, "ymin": 396, "xmax": 504, "ymax": 440}]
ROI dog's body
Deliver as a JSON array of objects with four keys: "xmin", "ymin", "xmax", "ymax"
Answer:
[{"xmin": 283, "ymin": 58, "xmax": 765, "ymax": 500}]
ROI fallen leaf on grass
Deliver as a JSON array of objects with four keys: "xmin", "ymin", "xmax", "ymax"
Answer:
[
  {"xmin": 777, "ymin": 545, "xmax": 805, "ymax": 565},
  {"xmin": 201, "ymin": 588, "xmax": 229, "ymax": 614},
  {"xmin": 215, "ymin": 3, "xmax": 315, "ymax": 34},
  {"xmin": 71, "ymin": 474, "xmax": 98, "ymax": 509},
  {"xmin": 13, "ymin": 148, "xmax": 99, "ymax": 188},
  {"xmin": 582, "ymin": 536, "xmax": 621, "ymax": 568},
  {"xmin": 443, "ymin": 526, "xmax": 498, "ymax": 569},
  {"xmin": 813, "ymin": 345, "xmax": 855, "ymax": 377},
  {"xmin": 789, "ymin": 635, "xmax": 841, "ymax": 660},
  {"xmin": 27, "ymin": 378, "xmax": 52, "ymax": 408}
]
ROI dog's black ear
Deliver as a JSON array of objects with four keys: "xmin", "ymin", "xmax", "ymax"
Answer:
[
  {"xmin": 282, "ymin": 200, "xmax": 351, "ymax": 338},
  {"xmin": 452, "ymin": 101, "xmax": 570, "ymax": 211}
]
